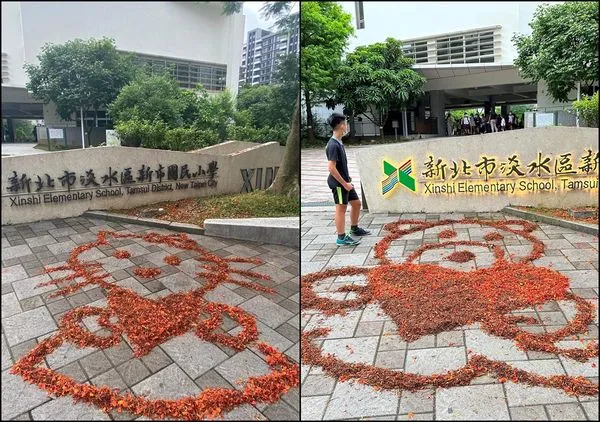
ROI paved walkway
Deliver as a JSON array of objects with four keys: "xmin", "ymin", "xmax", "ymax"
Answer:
[
  {"xmin": 301, "ymin": 147, "xmax": 362, "ymax": 206},
  {"xmin": 2, "ymin": 217, "xmax": 299, "ymax": 420},
  {"xmin": 1, "ymin": 143, "xmax": 47, "ymax": 156},
  {"xmin": 300, "ymin": 210, "xmax": 598, "ymax": 420}
]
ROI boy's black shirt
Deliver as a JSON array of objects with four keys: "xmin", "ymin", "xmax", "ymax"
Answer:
[{"xmin": 325, "ymin": 136, "xmax": 350, "ymax": 189}]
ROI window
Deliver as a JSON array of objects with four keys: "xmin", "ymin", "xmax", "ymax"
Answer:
[
  {"xmin": 402, "ymin": 41, "xmax": 428, "ymax": 63},
  {"xmin": 432, "ymin": 29, "xmax": 498, "ymax": 64},
  {"xmin": 1, "ymin": 52, "xmax": 8, "ymax": 83},
  {"xmin": 132, "ymin": 52, "xmax": 227, "ymax": 91}
]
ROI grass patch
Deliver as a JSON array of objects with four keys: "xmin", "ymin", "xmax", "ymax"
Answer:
[
  {"xmin": 516, "ymin": 206, "xmax": 598, "ymax": 225},
  {"xmin": 111, "ymin": 191, "xmax": 299, "ymax": 228}
]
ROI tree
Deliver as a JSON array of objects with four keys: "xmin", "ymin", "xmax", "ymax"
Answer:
[
  {"xmin": 300, "ymin": 1, "xmax": 354, "ymax": 142},
  {"xmin": 512, "ymin": 1, "xmax": 599, "ymax": 103},
  {"xmin": 108, "ymin": 73, "xmax": 199, "ymax": 128},
  {"xmin": 25, "ymin": 37, "xmax": 137, "ymax": 146},
  {"xmin": 336, "ymin": 38, "xmax": 426, "ymax": 137},
  {"xmin": 224, "ymin": 1, "xmax": 300, "ymax": 197},
  {"xmin": 572, "ymin": 91, "xmax": 599, "ymax": 127}
]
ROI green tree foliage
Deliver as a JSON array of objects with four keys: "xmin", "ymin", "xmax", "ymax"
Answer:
[
  {"xmin": 336, "ymin": 38, "xmax": 426, "ymax": 137},
  {"xmin": 301, "ymin": 1, "xmax": 354, "ymax": 142},
  {"xmin": 108, "ymin": 74, "xmax": 198, "ymax": 128},
  {"xmin": 224, "ymin": 0, "xmax": 300, "ymax": 196},
  {"xmin": 572, "ymin": 91, "xmax": 599, "ymax": 127},
  {"xmin": 109, "ymin": 71, "xmax": 235, "ymax": 149},
  {"xmin": 512, "ymin": 1, "xmax": 599, "ymax": 103},
  {"xmin": 25, "ymin": 38, "xmax": 137, "ymax": 121},
  {"xmin": 14, "ymin": 120, "xmax": 36, "ymax": 142}
]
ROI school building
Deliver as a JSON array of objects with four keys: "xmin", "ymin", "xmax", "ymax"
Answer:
[
  {"xmin": 1, "ymin": 1, "xmax": 244, "ymax": 144},
  {"xmin": 312, "ymin": 1, "xmax": 597, "ymax": 138}
]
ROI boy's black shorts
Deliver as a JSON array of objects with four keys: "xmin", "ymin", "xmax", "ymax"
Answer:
[{"xmin": 332, "ymin": 186, "xmax": 359, "ymax": 205}]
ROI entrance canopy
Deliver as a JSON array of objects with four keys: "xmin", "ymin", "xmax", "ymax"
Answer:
[
  {"xmin": 1, "ymin": 86, "xmax": 44, "ymax": 119},
  {"xmin": 416, "ymin": 63, "xmax": 537, "ymax": 107}
]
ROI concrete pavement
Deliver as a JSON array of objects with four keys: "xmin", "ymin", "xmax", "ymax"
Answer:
[
  {"xmin": 1, "ymin": 216, "xmax": 299, "ymax": 420},
  {"xmin": 300, "ymin": 210, "xmax": 599, "ymax": 420}
]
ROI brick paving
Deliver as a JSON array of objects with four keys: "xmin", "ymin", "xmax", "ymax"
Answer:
[
  {"xmin": 301, "ymin": 210, "xmax": 599, "ymax": 421},
  {"xmin": 1, "ymin": 216, "xmax": 299, "ymax": 420},
  {"xmin": 301, "ymin": 147, "xmax": 362, "ymax": 206}
]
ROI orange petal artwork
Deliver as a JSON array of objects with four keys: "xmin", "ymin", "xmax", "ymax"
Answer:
[
  {"xmin": 301, "ymin": 219, "xmax": 598, "ymax": 397},
  {"xmin": 11, "ymin": 230, "xmax": 298, "ymax": 420}
]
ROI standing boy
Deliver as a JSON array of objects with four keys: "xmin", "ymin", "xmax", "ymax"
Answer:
[{"xmin": 326, "ymin": 113, "xmax": 370, "ymax": 246}]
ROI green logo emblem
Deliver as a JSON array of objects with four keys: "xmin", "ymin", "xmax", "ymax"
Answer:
[{"xmin": 382, "ymin": 159, "xmax": 416, "ymax": 194}]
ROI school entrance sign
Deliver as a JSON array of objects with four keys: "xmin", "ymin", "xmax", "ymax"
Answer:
[
  {"xmin": 1, "ymin": 141, "xmax": 284, "ymax": 225},
  {"xmin": 356, "ymin": 127, "xmax": 599, "ymax": 213}
]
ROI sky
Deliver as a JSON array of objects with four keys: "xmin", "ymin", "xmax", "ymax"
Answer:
[
  {"xmin": 338, "ymin": 1, "xmax": 564, "ymax": 52},
  {"xmin": 243, "ymin": 1, "xmax": 299, "ymax": 41}
]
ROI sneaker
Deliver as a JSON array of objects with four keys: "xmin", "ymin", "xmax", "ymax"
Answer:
[
  {"xmin": 336, "ymin": 234, "xmax": 360, "ymax": 246},
  {"xmin": 350, "ymin": 227, "xmax": 371, "ymax": 236}
]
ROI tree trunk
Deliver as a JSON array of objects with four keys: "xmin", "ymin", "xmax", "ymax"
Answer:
[
  {"xmin": 267, "ymin": 93, "xmax": 300, "ymax": 198},
  {"xmin": 304, "ymin": 88, "xmax": 316, "ymax": 143}
]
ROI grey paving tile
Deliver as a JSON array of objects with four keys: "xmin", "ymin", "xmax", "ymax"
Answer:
[
  {"xmin": 324, "ymin": 380, "xmax": 400, "ymax": 419},
  {"xmin": 509, "ymin": 405, "xmax": 548, "ymax": 420},
  {"xmin": 132, "ymin": 363, "xmax": 200, "ymax": 399},
  {"xmin": 56, "ymin": 360, "xmax": 88, "ymax": 383},
  {"xmin": 2, "ymin": 264, "xmax": 30, "ymax": 284},
  {"xmin": 1, "ymin": 292, "xmax": 22, "ymax": 318},
  {"xmin": 161, "ymin": 332, "xmax": 228, "ymax": 379},
  {"xmin": 321, "ymin": 336, "xmax": 379, "ymax": 365},
  {"xmin": 302, "ymin": 374, "xmax": 336, "ymax": 396},
  {"xmin": 239, "ymin": 295, "xmax": 294, "ymax": 328},
  {"xmin": 2, "ymin": 244, "xmax": 33, "ymax": 260},
  {"xmin": 375, "ymin": 349, "xmax": 406, "ymax": 369},
  {"xmin": 116, "ymin": 358, "xmax": 151, "ymax": 387},
  {"xmin": 19, "ymin": 295, "xmax": 44, "ymax": 312},
  {"xmin": 91, "ymin": 368, "xmax": 128, "ymax": 392},
  {"xmin": 216, "ymin": 349, "xmax": 271, "ymax": 389},
  {"xmin": 46, "ymin": 342, "xmax": 96, "ymax": 370},
  {"xmin": 405, "ymin": 347, "xmax": 466, "ymax": 375},
  {"xmin": 399, "ymin": 389, "xmax": 435, "ymax": 414},
  {"xmin": 79, "ymin": 350, "xmax": 113, "ymax": 379},
  {"xmin": 262, "ymin": 399, "xmax": 298, "ymax": 421},
  {"xmin": 1, "ymin": 335, "xmax": 13, "ymax": 371},
  {"xmin": 3, "ymin": 306, "xmax": 57, "ymax": 346},
  {"xmin": 140, "ymin": 346, "xmax": 172, "ymax": 373},
  {"xmin": 505, "ymin": 382, "xmax": 577, "ymax": 406},
  {"xmin": 545, "ymin": 403, "xmax": 586, "ymax": 420},
  {"xmin": 436, "ymin": 384, "xmax": 509, "ymax": 420},
  {"xmin": 301, "ymin": 395, "xmax": 331, "ymax": 420},
  {"xmin": 464, "ymin": 329, "xmax": 528, "ymax": 361},
  {"xmin": 580, "ymin": 401, "xmax": 598, "ymax": 420},
  {"xmin": 1, "ymin": 369, "xmax": 52, "ymax": 420},
  {"xmin": 194, "ymin": 368, "xmax": 234, "ymax": 390}
]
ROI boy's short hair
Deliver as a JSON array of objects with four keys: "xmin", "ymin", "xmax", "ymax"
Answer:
[{"xmin": 327, "ymin": 113, "xmax": 346, "ymax": 129}]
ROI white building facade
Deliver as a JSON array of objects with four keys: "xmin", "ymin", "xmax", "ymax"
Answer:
[
  {"xmin": 312, "ymin": 1, "xmax": 593, "ymax": 137},
  {"xmin": 1, "ymin": 1, "xmax": 244, "ymax": 140}
]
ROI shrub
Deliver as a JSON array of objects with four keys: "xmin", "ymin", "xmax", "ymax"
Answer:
[
  {"xmin": 165, "ymin": 127, "xmax": 218, "ymax": 151},
  {"xmin": 115, "ymin": 120, "xmax": 167, "ymax": 149},
  {"xmin": 227, "ymin": 124, "xmax": 289, "ymax": 145},
  {"xmin": 572, "ymin": 91, "xmax": 599, "ymax": 128}
]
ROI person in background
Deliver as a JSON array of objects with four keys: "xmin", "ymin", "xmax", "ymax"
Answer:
[
  {"xmin": 490, "ymin": 113, "xmax": 498, "ymax": 133},
  {"xmin": 474, "ymin": 113, "xmax": 481, "ymax": 134},
  {"xmin": 500, "ymin": 115, "xmax": 506, "ymax": 131},
  {"xmin": 462, "ymin": 113, "xmax": 471, "ymax": 135},
  {"xmin": 469, "ymin": 113, "xmax": 476, "ymax": 135},
  {"xmin": 508, "ymin": 111, "xmax": 516, "ymax": 130},
  {"xmin": 446, "ymin": 112, "xmax": 454, "ymax": 137}
]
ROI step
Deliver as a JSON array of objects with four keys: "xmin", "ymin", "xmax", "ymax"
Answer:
[{"xmin": 203, "ymin": 217, "xmax": 299, "ymax": 248}]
